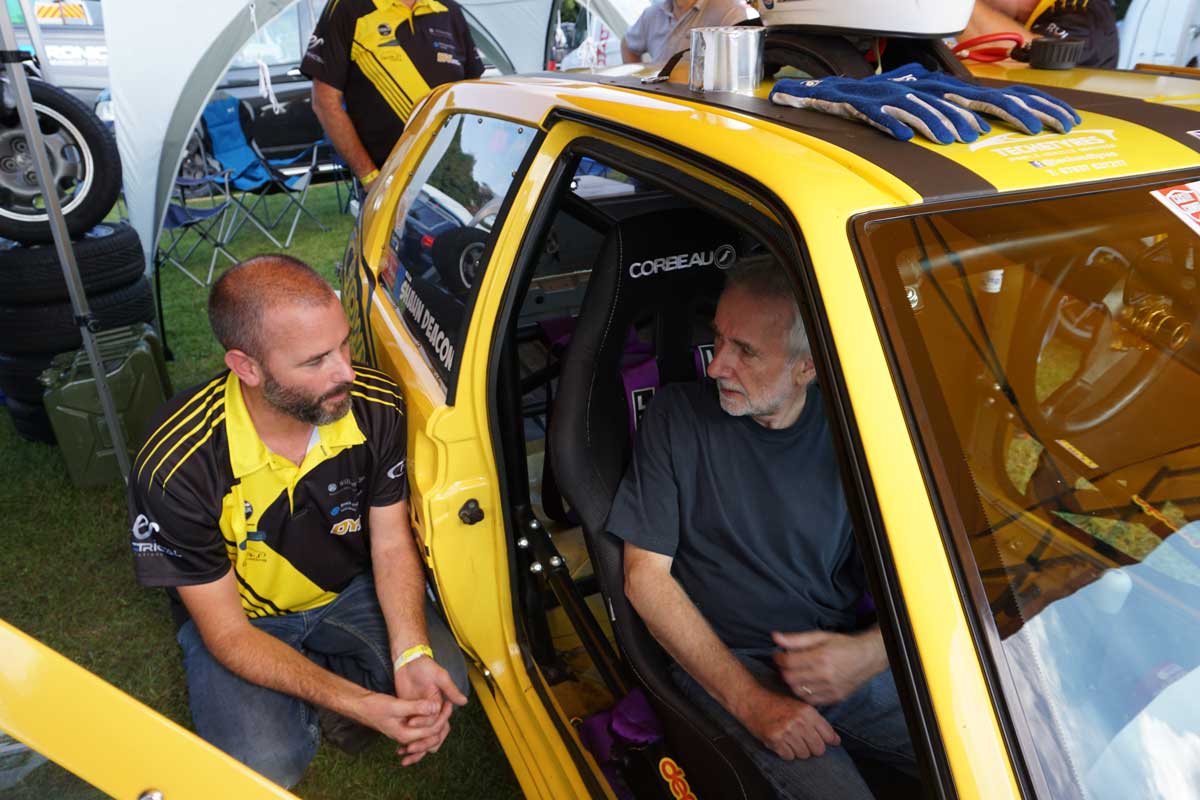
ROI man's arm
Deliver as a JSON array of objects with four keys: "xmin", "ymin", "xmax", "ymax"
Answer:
[
  {"xmin": 621, "ymin": 39, "xmax": 644, "ymax": 63},
  {"xmin": 178, "ymin": 572, "xmax": 440, "ymax": 749},
  {"xmin": 311, "ymin": 79, "xmax": 378, "ymax": 184},
  {"xmin": 624, "ymin": 542, "xmax": 840, "ymax": 760},
  {"xmin": 771, "ymin": 626, "xmax": 889, "ymax": 707},
  {"xmin": 960, "ymin": 1, "xmax": 1036, "ymax": 44},
  {"xmin": 369, "ymin": 500, "xmax": 467, "ymax": 765}
]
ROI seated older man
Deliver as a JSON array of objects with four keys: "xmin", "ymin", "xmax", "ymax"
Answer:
[{"xmin": 607, "ymin": 261, "xmax": 917, "ymax": 799}]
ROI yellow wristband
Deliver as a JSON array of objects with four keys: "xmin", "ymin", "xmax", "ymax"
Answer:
[
  {"xmin": 393, "ymin": 644, "xmax": 433, "ymax": 671},
  {"xmin": 361, "ymin": 168, "xmax": 380, "ymax": 186}
]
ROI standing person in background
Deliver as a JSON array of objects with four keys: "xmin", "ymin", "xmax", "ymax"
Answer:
[
  {"xmin": 621, "ymin": 0, "xmax": 756, "ymax": 64},
  {"xmin": 961, "ymin": 0, "xmax": 1119, "ymax": 68},
  {"xmin": 303, "ymin": 0, "xmax": 485, "ymax": 191}
]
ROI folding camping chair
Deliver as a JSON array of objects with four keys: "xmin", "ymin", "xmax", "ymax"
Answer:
[
  {"xmin": 155, "ymin": 171, "xmax": 238, "ymax": 287},
  {"xmin": 200, "ymin": 96, "xmax": 328, "ymax": 248}
]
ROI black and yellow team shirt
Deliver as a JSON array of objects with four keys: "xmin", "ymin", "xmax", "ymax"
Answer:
[
  {"xmin": 128, "ymin": 365, "xmax": 409, "ymax": 625},
  {"xmin": 1025, "ymin": 0, "xmax": 1119, "ymax": 68},
  {"xmin": 301, "ymin": 0, "xmax": 485, "ymax": 168}
]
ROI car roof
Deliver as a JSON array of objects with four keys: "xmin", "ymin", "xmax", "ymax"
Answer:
[{"xmin": 435, "ymin": 67, "xmax": 1200, "ymax": 211}]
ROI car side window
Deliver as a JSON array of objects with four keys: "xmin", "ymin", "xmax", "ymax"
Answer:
[{"xmin": 379, "ymin": 114, "xmax": 535, "ymax": 393}]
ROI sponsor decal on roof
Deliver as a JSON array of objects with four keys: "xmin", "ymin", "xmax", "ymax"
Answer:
[{"xmin": 969, "ymin": 129, "xmax": 1127, "ymax": 178}]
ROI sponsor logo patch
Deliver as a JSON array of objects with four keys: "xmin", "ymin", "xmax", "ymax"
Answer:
[
  {"xmin": 330, "ymin": 517, "xmax": 363, "ymax": 536},
  {"xmin": 631, "ymin": 387, "xmax": 656, "ymax": 429},
  {"xmin": 130, "ymin": 514, "xmax": 181, "ymax": 557},
  {"xmin": 628, "ymin": 245, "xmax": 733, "ymax": 279},
  {"xmin": 659, "ymin": 758, "xmax": 698, "ymax": 800}
]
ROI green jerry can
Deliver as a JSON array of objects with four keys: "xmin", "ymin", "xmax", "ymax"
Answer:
[{"xmin": 40, "ymin": 324, "xmax": 173, "ymax": 488}]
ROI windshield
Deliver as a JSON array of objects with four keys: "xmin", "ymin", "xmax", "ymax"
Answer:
[{"xmin": 856, "ymin": 177, "xmax": 1200, "ymax": 800}]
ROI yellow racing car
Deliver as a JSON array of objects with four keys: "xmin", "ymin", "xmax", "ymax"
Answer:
[
  {"xmin": 4, "ymin": 6, "xmax": 1200, "ymax": 800},
  {"xmin": 335, "ymin": 14, "xmax": 1200, "ymax": 800}
]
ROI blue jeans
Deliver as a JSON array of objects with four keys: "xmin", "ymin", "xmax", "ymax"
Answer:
[
  {"xmin": 670, "ymin": 651, "xmax": 916, "ymax": 800},
  {"xmin": 176, "ymin": 573, "xmax": 468, "ymax": 788}
]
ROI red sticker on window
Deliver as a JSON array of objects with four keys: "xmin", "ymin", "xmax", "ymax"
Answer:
[{"xmin": 1150, "ymin": 181, "xmax": 1200, "ymax": 238}]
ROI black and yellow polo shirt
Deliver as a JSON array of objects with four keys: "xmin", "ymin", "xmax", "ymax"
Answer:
[
  {"xmin": 128, "ymin": 365, "xmax": 408, "ymax": 624},
  {"xmin": 1025, "ymin": 0, "xmax": 1118, "ymax": 68},
  {"xmin": 301, "ymin": 0, "xmax": 485, "ymax": 167}
]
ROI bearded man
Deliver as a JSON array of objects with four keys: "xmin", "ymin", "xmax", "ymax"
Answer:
[{"xmin": 127, "ymin": 254, "xmax": 467, "ymax": 788}]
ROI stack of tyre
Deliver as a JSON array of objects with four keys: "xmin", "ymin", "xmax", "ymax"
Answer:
[{"xmin": 0, "ymin": 80, "xmax": 145, "ymax": 443}]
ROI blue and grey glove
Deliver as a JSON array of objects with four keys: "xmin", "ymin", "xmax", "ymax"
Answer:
[
  {"xmin": 769, "ymin": 76, "xmax": 989, "ymax": 145},
  {"xmin": 867, "ymin": 63, "xmax": 1082, "ymax": 135}
]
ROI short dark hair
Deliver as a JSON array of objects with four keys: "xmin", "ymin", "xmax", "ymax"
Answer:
[
  {"xmin": 207, "ymin": 254, "xmax": 337, "ymax": 358},
  {"xmin": 725, "ymin": 258, "xmax": 810, "ymax": 358}
]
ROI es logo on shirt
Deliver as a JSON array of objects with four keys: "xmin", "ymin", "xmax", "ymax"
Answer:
[{"xmin": 131, "ymin": 514, "xmax": 159, "ymax": 540}]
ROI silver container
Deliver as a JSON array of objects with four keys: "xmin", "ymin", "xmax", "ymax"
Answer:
[{"xmin": 688, "ymin": 26, "xmax": 765, "ymax": 95}]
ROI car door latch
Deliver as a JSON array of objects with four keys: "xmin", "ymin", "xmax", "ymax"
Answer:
[{"xmin": 458, "ymin": 499, "xmax": 484, "ymax": 525}]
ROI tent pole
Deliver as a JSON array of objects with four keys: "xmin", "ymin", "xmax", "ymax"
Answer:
[{"xmin": 0, "ymin": 7, "xmax": 133, "ymax": 482}]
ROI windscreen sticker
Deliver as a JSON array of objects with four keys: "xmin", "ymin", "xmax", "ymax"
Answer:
[
  {"xmin": 968, "ymin": 129, "xmax": 1127, "ymax": 178},
  {"xmin": 1150, "ymin": 181, "xmax": 1200, "ymax": 239},
  {"xmin": 395, "ymin": 273, "xmax": 456, "ymax": 391},
  {"xmin": 1055, "ymin": 439, "xmax": 1099, "ymax": 470}
]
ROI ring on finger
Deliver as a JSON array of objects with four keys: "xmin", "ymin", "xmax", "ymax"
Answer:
[{"xmin": 800, "ymin": 684, "xmax": 814, "ymax": 696}]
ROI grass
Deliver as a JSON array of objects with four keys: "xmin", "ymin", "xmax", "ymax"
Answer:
[{"xmin": 0, "ymin": 184, "xmax": 521, "ymax": 799}]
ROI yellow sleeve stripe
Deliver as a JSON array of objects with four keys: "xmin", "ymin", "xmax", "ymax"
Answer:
[
  {"xmin": 1025, "ymin": 0, "xmax": 1084, "ymax": 29},
  {"xmin": 163, "ymin": 412, "xmax": 226, "ymax": 488},
  {"xmin": 136, "ymin": 377, "xmax": 225, "ymax": 480},
  {"xmin": 146, "ymin": 399, "xmax": 226, "ymax": 486},
  {"xmin": 352, "ymin": 390, "xmax": 397, "ymax": 408},
  {"xmin": 353, "ymin": 378, "xmax": 403, "ymax": 403},
  {"xmin": 353, "ymin": 367, "xmax": 401, "ymax": 390},
  {"xmin": 354, "ymin": 364, "xmax": 394, "ymax": 381}
]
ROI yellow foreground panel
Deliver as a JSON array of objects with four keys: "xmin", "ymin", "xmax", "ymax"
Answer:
[{"xmin": 0, "ymin": 620, "xmax": 295, "ymax": 800}]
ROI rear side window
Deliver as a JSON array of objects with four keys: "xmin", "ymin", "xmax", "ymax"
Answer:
[{"xmin": 380, "ymin": 114, "xmax": 535, "ymax": 394}]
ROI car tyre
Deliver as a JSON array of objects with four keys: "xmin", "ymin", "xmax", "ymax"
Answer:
[
  {"xmin": 0, "ymin": 80, "xmax": 122, "ymax": 245},
  {"xmin": 0, "ymin": 275, "xmax": 155, "ymax": 354},
  {"xmin": 0, "ymin": 222, "xmax": 144, "ymax": 305},
  {"xmin": 4, "ymin": 395, "xmax": 54, "ymax": 444},
  {"xmin": 0, "ymin": 350, "xmax": 55, "ymax": 403}
]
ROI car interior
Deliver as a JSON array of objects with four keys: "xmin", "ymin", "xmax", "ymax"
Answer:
[{"xmin": 482, "ymin": 142, "xmax": 926, "ymax": 798}]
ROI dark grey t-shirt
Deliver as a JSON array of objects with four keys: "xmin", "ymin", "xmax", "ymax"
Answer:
[{"xmin": 607, "ymin": 380, "xmax": 864, "ymax": 651}]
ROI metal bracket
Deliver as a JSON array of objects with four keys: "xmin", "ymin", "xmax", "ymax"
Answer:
[{"xmin": 73, "ymin": 313, "xmax": 101, "ymax": 333}]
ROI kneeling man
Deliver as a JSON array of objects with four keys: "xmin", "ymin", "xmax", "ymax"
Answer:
[
  {"xmin": 608, "ymin": 261, "xmax": 916, "ymax": 799},
  {"xmin": 128, "ymin": 255, "xmax": 467, "ymax": 787}
]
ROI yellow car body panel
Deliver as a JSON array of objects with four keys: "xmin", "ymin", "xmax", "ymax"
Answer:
[
  {"xmin": 970, "ymin": 62, "xmax": 1200, "ymax": 110},
  {"xmin": 0, "ymin": 620, "xmax": 296, "ymax": 800},
  {"xmin": 343, "ymin": 67, "xmax": 1200, "ymax": 800}
]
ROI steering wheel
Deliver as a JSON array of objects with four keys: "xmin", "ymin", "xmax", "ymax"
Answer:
[
  {"xmin": 1007, "ymin": 239, "xmax": 1194, "ymax": 436},
  {"xmin": 953, "ymin": 33, "xmax": 1027, "ymax": 63}
]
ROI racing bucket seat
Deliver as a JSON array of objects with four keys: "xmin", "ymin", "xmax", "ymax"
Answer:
[{"xmin": 550, "ymin": 206, "xmax": 775, "ymax": 799}]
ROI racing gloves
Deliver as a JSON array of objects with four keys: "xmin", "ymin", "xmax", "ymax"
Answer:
[
  {"xmin": 769, "ymin": 76, "xmax": 990, "ymax": 145},
  {"xmin": 769, "ymin": 63, "xmax": 1082, "ymax": 144},
  {"xmin": 867, "ymin": 63, "xmax": 1082, "ymax": 135}
]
